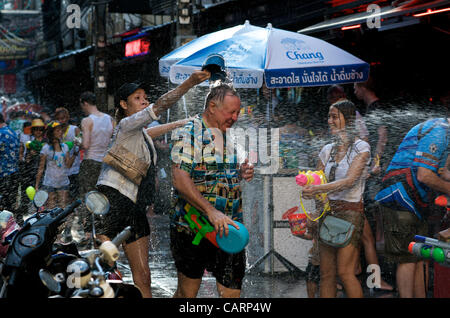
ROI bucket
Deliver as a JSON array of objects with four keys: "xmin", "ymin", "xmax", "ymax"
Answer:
[
  {"xmin": 216, "ymin": 221, "xmax": 249, "ymax": 254},
  {"xmin": 287, "ymin": 213, "xmax": 307, "ymax": 236}
]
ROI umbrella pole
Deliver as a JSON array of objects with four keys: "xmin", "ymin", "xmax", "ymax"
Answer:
[
  {"xmin": 246, "ymin": 86, "xmax": 304, "ymax": 277},
  {"xmin": 165, "ymin": 79, "xmax": 173, "ymax": 144}
]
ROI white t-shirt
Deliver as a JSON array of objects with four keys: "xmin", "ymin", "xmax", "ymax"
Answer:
[
  {"xmin": 319, "ymin": 139, "xmax": 370, "ymax": 202},
  {"xmin": 84, "ymin": 113, "xmax": 113, "ymax": 162},
  {"xmin": 41, "ymin": 143, "xmax": 70, "ymax": 188}
]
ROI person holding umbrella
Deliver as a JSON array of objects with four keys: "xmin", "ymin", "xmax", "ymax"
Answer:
[{"xmin": 95, "ymin": 70, "xmax": 210, "ymax": 298}]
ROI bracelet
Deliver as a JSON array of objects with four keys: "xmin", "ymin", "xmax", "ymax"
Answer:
[{"xmin": 374, "ymin": 154, "xmax": 380, "ymax": 167}]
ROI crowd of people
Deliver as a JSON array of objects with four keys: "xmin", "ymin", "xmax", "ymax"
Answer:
[
  {"xmin": 271, "ymin": 80, "xmax": 449, "ymax": 298},
  {"xmin": 0, "ymin": 64, "xmax": 448, "ymax": 299}
]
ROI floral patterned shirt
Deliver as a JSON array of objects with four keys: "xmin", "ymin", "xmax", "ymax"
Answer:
[
  {"xmin": 0, "ymin": 126, "xmax": 19, "ymax": 178},
  {"xmin": 170, "ymin": 115, "xmax": 243, "ymax": 231}
]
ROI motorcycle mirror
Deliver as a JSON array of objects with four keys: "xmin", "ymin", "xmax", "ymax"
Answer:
[
  {"xmin": 33, "ymin": 190, "xmax": 49, "ymax": 208},
  {"xmin": 85, "ymin": 191, "xmax": 110, "ymax": 216},
  {"xmin": 39, "ymin": 269, "xmax": 61, "ymax": 293}
]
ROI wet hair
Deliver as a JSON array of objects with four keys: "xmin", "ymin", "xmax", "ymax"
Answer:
[
  {"xmin": 45, "ymin": 122, "xmax": 62, "ymax": 145},
  {"xmin": 330, "ymin": 99, "xmax": 356, "ymax": 130},
  {"xmin": 328, "ymin": 99, "xmax": 363, "ymax": 167},
  {"xmin": 326, "ymin": 85, "xmax": 346, "ymax": 104},
  {"xmin": 54, "ymin": 107, "xmax": 69, "ymax": 119},
  {"xmin": 45, "ymin": 121, "xmax": 64, "ymax": 159},
  {"xmin": 80, "ymin": 91, "xmax": 96, "ymax": 105},
  {"xmin": 114, "ymin": 106, "xmax": 126, "ymax": 123},
  {"xmin": 204, "ymin": 82, "xmax": 240, "ymax": 109}
]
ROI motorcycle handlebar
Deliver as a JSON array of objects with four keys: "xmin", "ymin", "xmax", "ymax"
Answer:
[
  {"xmin": 112, "ymin": 226, "xmax": 132, "ymax": 247},
  {"xmin": 54, "ymin": 199, "xmax": 82, "ymax": 224}
]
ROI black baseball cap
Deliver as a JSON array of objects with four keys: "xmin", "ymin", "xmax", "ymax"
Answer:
[{"xmin": 115, "ymin": 82, "xmax": 146, "ymax": 107}]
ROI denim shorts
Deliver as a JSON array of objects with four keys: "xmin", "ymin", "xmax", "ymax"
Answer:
[
  {"xmin": 41, "ymin": 184, "xmax": 70, "ymax": 193},
  {"xmin": 170, "ymin": 226, "xmax": 246, "ymax": 290}
]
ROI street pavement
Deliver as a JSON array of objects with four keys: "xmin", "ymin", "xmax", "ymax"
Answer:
[{"xmin": 115, "ymin": 213, "xmax": 397, "ymax": 299}]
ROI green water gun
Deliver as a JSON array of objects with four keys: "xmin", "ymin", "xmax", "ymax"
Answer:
[
  {"xmin": 183, "ymin": 203, "xmax": 219, "ymax": 248},
  {"xmin": 25, "ymin": 139, "xmax": 44, "ymax": 152},
  {"xmin": 409, "ymin": 235, "xmax": 450, "ymax": 267},
  {"xmin": 64, "ymin": 141, "xmax": 74, "ymax": 151}
]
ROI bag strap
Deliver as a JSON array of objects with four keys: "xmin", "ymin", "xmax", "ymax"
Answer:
[{"xmin": 299, "ymin": 192, "xmax": 330, "ymax": 222}]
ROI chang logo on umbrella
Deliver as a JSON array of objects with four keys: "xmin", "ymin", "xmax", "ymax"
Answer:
[
  {"xmin": 281, "ymin": 38, "xmax": 311, "ymax": 50},
  {"xmin": 281, "ymin": 37, "xmax": 324, "ymax": 63}
]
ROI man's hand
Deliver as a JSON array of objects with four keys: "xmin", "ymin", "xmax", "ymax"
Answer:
[
  {"xmin": 206, "ymin": 208, "xmax": 239, "ymax": 238},
  {"xmin": 240, "ymin": 158, "xmax": 254, "ymax": 182}
]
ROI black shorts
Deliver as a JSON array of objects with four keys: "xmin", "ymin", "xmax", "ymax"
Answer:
[
  {"xmin": 170, "ymin": 226, "xmax": 246, "ymax": 290},
  {"xmin": 96, "ymin": 185, "xmax": 150, "ymax": 244}
]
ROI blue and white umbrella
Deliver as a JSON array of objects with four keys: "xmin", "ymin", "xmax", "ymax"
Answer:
[
  {"xmin": 158, "ymin": 20, "xmax": 262, "ymax": 78},
  {"xmin": 165, "ymin": 23, "xmax": 369, "ymax": 88}
]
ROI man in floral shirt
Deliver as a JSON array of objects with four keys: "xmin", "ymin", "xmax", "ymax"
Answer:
[
  {"xmin": 0, "ymin": 114, "xmax": 20, "ymax": 212},
  {"xmin": 170, "ymin": 83, "xmax": 254, "ymax": 298}
]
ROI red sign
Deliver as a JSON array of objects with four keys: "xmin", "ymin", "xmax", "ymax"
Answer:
[
  {"xmin": 125, "ymin": 38, "xmax": 150, "ymax": 58},
  {"xmin": 2, "ymin": 74, "xmax": 16, "ymax": 94}
]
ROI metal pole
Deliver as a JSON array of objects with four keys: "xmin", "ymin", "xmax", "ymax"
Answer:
[{"xmin": 93, "ymin": 1, "xmax": 108, "ymax": 112}]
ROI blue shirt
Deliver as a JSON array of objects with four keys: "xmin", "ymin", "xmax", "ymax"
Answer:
[
  {"xmin": 0, "ymin": 125, "xmax": 20, "ymax": 178},
  {"xmin": 375, "ymin": 118, "xmax": 449, "ymax": 219}
]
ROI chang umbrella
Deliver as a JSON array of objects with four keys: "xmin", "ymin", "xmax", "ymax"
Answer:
[
  {"xmin": 167, "ymin": 24, "xmax": 369, "ymax": 88},
  {"xmin": 161, "ymin": 22, "xmax": 370, "ymax": 276}
]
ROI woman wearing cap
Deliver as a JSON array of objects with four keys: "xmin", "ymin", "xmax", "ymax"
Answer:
[
  {"xmin": 35, "ymin": 121, "xmax": 78, "ymax": 210},
  {"xmin": 95, "ymin": 70, "xmax": 210, "ymax": 298}
]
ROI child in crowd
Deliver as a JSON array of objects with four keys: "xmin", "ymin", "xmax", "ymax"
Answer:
[{"xmin": 35, "ymin": 121, "xmax": 78, "ymax": 210}]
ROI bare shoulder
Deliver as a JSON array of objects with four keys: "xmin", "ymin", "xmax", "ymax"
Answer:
[{"xmin": 81, "ymin": 116, "xmax": 93, "ymax": 128}]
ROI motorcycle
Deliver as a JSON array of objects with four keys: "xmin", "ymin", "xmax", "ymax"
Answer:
[
  {"xmin": 0, "ymin": 189, "xmax": 48, "ymax": 259},
  {"xmin": 38, "ymin": 190, "xmax": 142, "ymax": 298},
  {"xmin": 0, "ymin": 189, "xmax": 81, "ymax": 298}
]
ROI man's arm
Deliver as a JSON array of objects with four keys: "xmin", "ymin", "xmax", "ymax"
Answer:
[
  {"xmin": 417, "ymin": 166, "xmax": 450, "ymax": 196},
  {"xmin": 370, "ymin": 125, "xmax": 388, "ymax": 174},
  {"xmin": 441, "ymin": 155, "xmax": 450, "ymax": 182},
  {"xmin": 171, "ymin": 164, "xmax": 239, "ymax": 236},
  {"xmin": 80, "ymin": 117, "xmax": 93, "ymax": 150}
]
